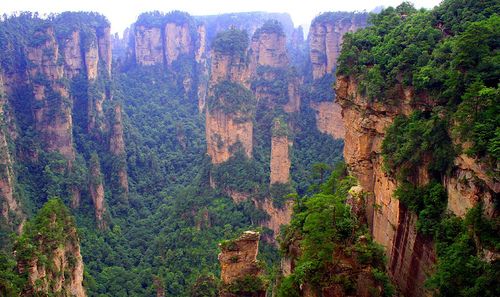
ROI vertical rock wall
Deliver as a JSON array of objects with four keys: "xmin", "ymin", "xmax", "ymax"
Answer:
[{"xmin": 336, "ymin": 74, "xmax": 498, "ymax": 296}]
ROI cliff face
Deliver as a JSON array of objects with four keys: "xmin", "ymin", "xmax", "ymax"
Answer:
[
  {"xmin": 16, "ymin": 200, "xmax": 86, "ymax": 297},
  {"xmin": 270, "ymin": 135, "xmax": 291, "ymax": 184},
  {"xmin": 206, "ymin": 37, "xmax": 253, "ymax": 164},
  {"xmin": 134, "ymin": 26, "xmax": 163, "ymax": 66},
  {"xmin": 336, "ymin": 75, "xmax": 498, "ymax": 296},
  {"xmin": 310, "ymin": 101, "xmax": 345, "ymax": 139},
  {"xmin": 219, "ymin": 231, "xmax": 266, "ymax": 297},
  {"xmin": 206, "ymin": 109, "xmax": 253, "ymax": 164},
  {"xmin": 309, "ymin": 15, "xmax": 366, "ymax": 80},
  {"xmin": 0, "ymin": 73, "xmax": 24, "ymax": 229},
  {"xmin": 109, "ymin": 104, "xmax": 129, "ymax": 195},
  {"xmin": 307, "ymin": 13, "xmax": 367, "ymax": 139},
  {"xmin": 164, "ymin": 22, "xmax": 193, "ymax": 65},
  {"xmin": 28, "ymin": 27, "xmax": 75, "ymax": 161},
  {"xmin": 89, "ymin": 154, "xmax": 106, "ymax": 230}
]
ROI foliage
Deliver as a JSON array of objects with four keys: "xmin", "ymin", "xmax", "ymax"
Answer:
[
  {"xmin": 427, "ymin": 205, "xmax": 500, "ymax": 297},
  {"xmin": 338, "ymin": 1, "xmax": 499, "ymax": 162},
  {"xmin": 278, "ymin": 165, "xmax": 393, "ymax": 295},
  {"xmin": 211, "ymin": 28, "xmax": 249, "ymax": 57},
  {"xmin": 225, "ymin": 275, "xmax": 267, "ymax": 294},
  {"xmin": 252, "ymin": 66, "xmax": 290, "ymax": 105},
  {"xmin": 381, "ymin": 111, "xmax": 455, "ymax": 179},
  {"xmin": 312, "ymin": 12, "xmax": 368, "ymax": 26},
  {"xmin": 211, "ymin": 149, "xmax": 264, "ymax": 193},
  {"xmin": 189, "ymin": 274, "xmax": 219, "ymax": 297},
  {"xmin": 207, "ymin": 80, "xmax": 256, "ymax": 116},
  {"xmin": 253, "ymin": 19, "xmax": 285, "ymax": 37},
  {"xmin": 0, "ymin": 251, "xmax": 24, "ymax": 296},
  {"xmin": 394, "ymin": 181, "xmax": 447, "ymax": 236}
]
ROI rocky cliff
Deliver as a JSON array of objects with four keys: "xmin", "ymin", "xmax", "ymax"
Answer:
[
  {"xmin": 109, "ymin": 103, "xmax": 129, "ymax": 196},
  {"xmin": 219, "ymin": 231, "xmax": 266, "ymax": 297},
  {"xmin": 27, "ymin": 27, "xmax": 75, "ymax": 161},
  {"xmin": 206, "ymin": 29, "xmax": 253, "ymax": 164},
  {"xmin": 89, "ymin": 154, "xmax": 107, "ymax": 229},
  {"xmin": 0, "ymin": 72, "xmax": 24, "ymax": 230},
  {"xmin": 309, "ymin": 13, "xmax": 367, "ymax": 79},
  {"xmin": 307, "ymin": 12, "xmax": 367, "ymax": 139},
  {"xmin": 16, "ymin": 199, "xmax": 86, "ymax": 297},
  {"xmin": 270, "ymin": 135, "xmax": 291, "ymax": 184},
  {"xmin": 336, "ymin": 74, "xmax": 498, "ymax": 296}
]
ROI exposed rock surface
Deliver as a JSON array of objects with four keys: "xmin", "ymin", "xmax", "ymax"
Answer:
[
  {"xmin": 336, "ymin": 74, "xmax": 498, "ymax": 296},
  {"xmin": 109, "ymin": 104, "xmax": 129, "ymax": 194},
  {"xmin": 27, "ymin": 27, "xmax": 75, "ymax": 161},
  {"xmin": 134, "ymin": 26, "xmax": 163, "ymax": 66},
  {"xmin": 164, "ymin": 22, "xmax": 193, "ymax": 65},
  {"xmin": 17, "ymin": 201, "xmax": 86, "ymax": 297},
  {"xmin": 206, "ymin": 110, "xmax": 253, "ymax": 164},
  {"xmin": 0, "ymin": 73, "xmax": 24, "ymax": 229},
  {"xmin": 310, "ymin": 101, "xmax": 345, "ymax": 139},
  {"xmin": 270, "ymin": 136, "xmax": 291, "ymax": 184},
  {"xmin": 206, "ymin": 37, "xmax": 253, "ymax": 164},
  {"xmin": 309, "ymin": 15, "xmax": 367, "ymax": 79},
  {"xmin": 89, "ymin": 155, "xmax": 106, "ymax": 229},
  {"xmin": 219, "ymin": 231, "xmax": 266, "ymax": 297}
]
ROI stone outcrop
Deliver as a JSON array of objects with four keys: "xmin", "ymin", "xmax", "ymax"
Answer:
[
  {"xmin": 109, "ymin": 104, "xmax": 129, "ymax": 195},
  {"xmin": 336, "ymin": 75, "xmax": 434, "ymax": 296},
  {"xmin": 0, "ymin": 73, "xmax": 24, "ymax": 230},
  {"xmin": 27, "ymin": 27, "xmax": 75, "ymax": 161},
  {"xmin": 89, "ymin": 154, "xmax": 106, "ymax": 229},
  {"xmin": 17, "ymin": 200, "xmax": 86, "ymax": 297},
  {"xmin": 164, "ymin": 22, "xmax": 193, "ymax": 65},
  {"xmin": 134, "ymin": 26, "xmax": 163, "ymax": 66},
  {"xmin": 206, "ymin": 30, "xmax": 253, "ymax": 164},
  {"xmin": 219, "ymin": 231, "xmax": 266, "ymax": 297},
  {"xmin": 336, "ymin": 74, "xmax": 498, "ymax": 296},
  {"xmin": 309, "ymin": 14, "xmax": 367, "ymax": 80},
  {"xmin": 310, "ymin": 101, "xmax": 345, "ymax": 139},
  {"xmin": 206, "ymin": 109, "xmax": 253, "ymax": 164},
  {"xmin": 249, "ymin": 29, "xmax": 288, "ymax": 72},
  {"xmin": 270, "ymin": 135, "xmax": 291, "ymax": 184}
]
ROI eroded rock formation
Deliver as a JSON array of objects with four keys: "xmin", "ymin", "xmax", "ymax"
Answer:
[
  {"xmin": 0, "ymin": 73, "xmax": 24, "ymax": 229},
  {"xmin": 16, "ymin": 200, "xmax": 86, "ymax": 297},
  {"xmin": 307, "ymin": 13, "xmax": 367, "ymax": 139},
  {"xmin": 336, "ymin": 75, "xmax": 498, "ymax": 296},
  {"xmin": 309, "ymin": 14, "xmax": 367, "ymax": 79},
  {"xmin": 219, "ymin": 231, "xmax": 266, "ymax": 297},
  {"xmin": 27, "ymin": 27, "xmax": 75, "ymax": 161},
  {"xmin": 109, "ymin": 104, "xmax": 129, "ymax": 195},
  {"xmin": 310, "ymin": 101, "xmax": 345, "ymax": 139},
  {"xmin": 270, "ymin": 135, "xmax": 291, "ymax": 184},
  {"xmin": 89, "ymin": 154, "xmax": 106, "ymax": 229}
]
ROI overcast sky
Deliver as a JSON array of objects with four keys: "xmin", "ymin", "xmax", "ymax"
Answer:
[{"xmin": 2, "ymin": 0, "xmax": 442, "ymax": 35}]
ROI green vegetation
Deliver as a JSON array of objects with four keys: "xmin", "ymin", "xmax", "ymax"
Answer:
[
  {"xmin": 207, "ymin": 80, "xmax": 256, "ymax": 116},
  {"xmin": 224, "ymin": 275, "xmax": 267, "ymax": 294},
  {"xmin": 253, "ymin": 19, "xmax": 285, "ymax": 37},
  {"xmin": 381, "ymin": 111, "xmax": 455, "ymax": 179},
  {"xmin": 394, "ymin": 181, "xmax": 447, "ymax": 236},
  {"xmin": 211, "ymin": 28, "xmax": 249, "ymax": 57},
  {"xmin": 135, "ymin": 10, "xmax": 192, "ymax": 27},
  {"xmin": 311, "ymin": 11, "xmax": 368, "ymax": 26},
  {"xmin": 427, "ymin": 205, "xmax": 499, "ymax": 297},
  {"xmin": 252, "ymin": 66, "xmax": 290, "ymax": 105},
  {"xmin": 338, "ymin": 0, "xmax": 499, "ymax": 163},
  {"xmin": 339, "ymin": 2, "xmax": 500, "ymax": 296},
  {"xmin": 277, "ymin": 164, "xmax": 394, "ymax": 296}
]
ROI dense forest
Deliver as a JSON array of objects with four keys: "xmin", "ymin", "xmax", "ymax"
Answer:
[{"xmin": 0, "ymin": 0, "xmax": 499, "ymax": 296}]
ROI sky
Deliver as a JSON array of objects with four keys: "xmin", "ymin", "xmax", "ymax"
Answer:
[{"xmin": 2, "ymin": 0, "xmax": 442, "ymax": 35}]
